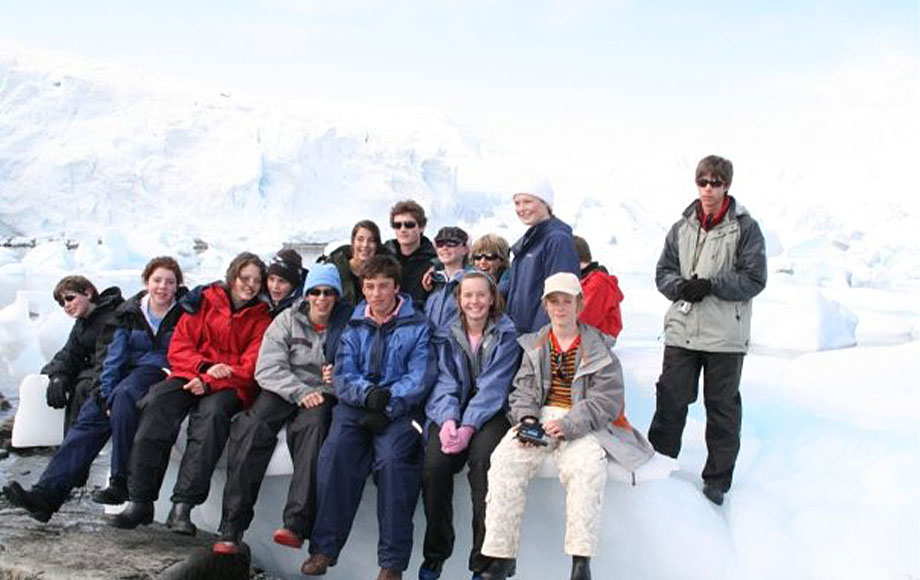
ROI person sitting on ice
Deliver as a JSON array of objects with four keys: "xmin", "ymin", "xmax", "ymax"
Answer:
[
  {"xmin": 41, "ymin": 275, "xmax": 124, "ymax": 432},
  {"xmin": 264, "ymin": 248, "xmax": 307, "ymax": 317},
  {"xmin": 212, "ymin": 264, "xmax": 353, "ymax": 555},
  {"xmin": 478, "ymin": 272, "xmax": 653, "ymax": 580},
  {"xmin": 108, "ymin": 252, "xmax": 272, "ymax": 535},
  {"xmin": 3, "ymin": 258, "xmax": 185, "ymax": 521},
  {"xmin": 573, "ymin": 235, "xmax": 625, "ymax": 344},
  {"xmin": 317, "ymin": 219, "xmax": 387, "ymax": 306},
  {"xmin": 422, "ymin": 226, "xmax": 471, "ymax": 328},
  {"xmin": 300, "ymin": 254, "xmax": 434, "ymax": 580},
  {"xmin": 419, "ymin": 270, "xmax": 521, "ymax": 580}
]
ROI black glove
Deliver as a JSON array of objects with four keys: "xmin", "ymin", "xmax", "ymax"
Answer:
[
  {"xmin": 679, "ymin": 277, "xmax": 712, "ymax": 303},
  {"xmin": 46, "ymin": 375, "xmax": 70, "ymax": 408},
  {"xmin": 364, "ymin": 386, "xmax": 391, "ymax": 412},
  {"xmin": 361, "ymin": 410, "xmax": 391, "ymax": 435}
]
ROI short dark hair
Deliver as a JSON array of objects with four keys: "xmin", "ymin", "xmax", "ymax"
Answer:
[
  {"xmin": 143, "ymin": 256, "xmax": 184, "ymax": 285},
  {"xmin": 225, "ymin": 252, "xmax": 267, "ymax": 289},
  {"xmin": 389, "ymin": 200, "xmax": 427, "ymax": 229},
  {"xmin": 696, "ymin": 155, "xmax": 733, "ymax": 185},
  {"xmin": 572, "ymin": 236, "xmax": 591, "ymax": 264},
  {"xmin": 351, "ymin": 220, "xmax": 382, "ymax": 247},
  {"xmin": 361, "ymin": 254, "xmax": 401, "ymax": 287},
  {"xmin": 53, "ymin": 275, "xmax": 98, "ymax": 304}
]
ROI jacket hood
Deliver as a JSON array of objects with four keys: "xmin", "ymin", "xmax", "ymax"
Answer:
[
  {"xmin": 681, "ymin": 195, "xmax": 748, "ymax": 221},
  {"xmin": 348, "ymin": 292, "xmax": 420, "ymax": 324},
  {"xmin": 517, "ymin": 322, "xmax": 612, "ymax": 377},
  {"xmin": 384, "ymin": 236, "xmax": 437, "ymax": 260},
  {"xmin": 512, "ymin": 215, "xmax": 573, "ymax": 256}
]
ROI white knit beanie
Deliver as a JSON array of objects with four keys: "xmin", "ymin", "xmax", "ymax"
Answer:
[{"xmin": 513, "ymin": 178, "xmax": 555, "ymax": 210}]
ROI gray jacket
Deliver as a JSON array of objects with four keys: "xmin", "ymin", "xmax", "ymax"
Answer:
[
  {"xmin": 656, "ymin": 197, "xmax": 767, "ymax": 353},
  {"xmin": 254, "ymin": 298, "xmax": 335, "ymax": 404},
  {"xmin": 510, "ymin": 323, "xmax": 654, "ymax": 471}
]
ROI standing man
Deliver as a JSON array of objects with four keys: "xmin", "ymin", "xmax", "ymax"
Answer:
[
  {"xmin": 384, "ymin": 200, "xmax": 438, "ymax": 304},
  {"xmin": 648, "ymin": 155, "xmax": 767, "ymax": 506},
  {"xmin": 301, "ymin": 254, "xmax": 434, "ymax": 580},
  {"xmin": 506, "ymin": 180, "xmax": 580, "ymax": 335}
]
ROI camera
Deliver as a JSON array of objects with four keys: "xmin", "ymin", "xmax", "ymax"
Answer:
[
  {"xmin": 516, "ymin": 417, "xmax": 548, "ymax": 446},
  {"xmin": 677, "ymin": 300, "xmax": 692, "ymax": 314},
  {"xmin": 431, "ymin": 269, "xmax": 449, "ymax": 284}
]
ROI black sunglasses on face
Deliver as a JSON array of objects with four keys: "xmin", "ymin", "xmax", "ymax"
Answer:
[
  {"xmin": 472, "ymin": 253, "xmax": 500, "ymax": 261},
  {"xmin": 696, "ymin": 178, "xmax": 724, "ymax": 188},
  {"xmin": 391, "ymin": 220, "xmax": 417, "ymax": 230},
  {"xmin": 435, "ymin": 240, "xmax": 462, "ymax": 248},
  {"xmin": 307, "ymin": 288, "xmax": 337, "ymax": 298},
  {"xmin": 57, "ymin": 294, "xmax": 79, "ymax": 306}
]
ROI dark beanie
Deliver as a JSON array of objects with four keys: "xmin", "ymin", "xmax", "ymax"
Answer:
[{"xmin": 268, "ymin": 249, "xmax": 304, "ymax": 287}]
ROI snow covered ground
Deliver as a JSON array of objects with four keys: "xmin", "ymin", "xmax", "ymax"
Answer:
[{"xmin": 0, "ymin": 48, "xmax": 918, "ymax": 579}]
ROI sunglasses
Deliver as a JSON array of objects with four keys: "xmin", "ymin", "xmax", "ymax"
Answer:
[
  {"xmin": 696, "ymin": 178, "xmax": 724, "ymax": 188},
  {"xmin": 391, "ymin": 220, "xmax": 417, "ymax": 230},
  {"xmin": 307, "ymin": 288, "xmax": 337, "ymax": 298},
  {"xmin": 435, "ymin": 239, "xmax": 463, "ymax": 248},
  {"xmin": 472, "ymin": 253, "xmax": 500, "ymax": 261},
  {"xmin": 57, "ymin": 293, "xmax": 80, "ymax": 306}
]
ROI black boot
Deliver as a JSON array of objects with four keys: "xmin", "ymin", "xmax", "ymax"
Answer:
[
  {"xmin": 91, "ymin": 477, "xmax": 128, "ymax": 505},
  {"xmin": 3, "ymin": 481, "xmax": 55, "ymax": 523},
  {"xmin": 703, "ymin": 482, "xmax": 725, "ymax": 506},
  {"xmin": 571, "ymin": 556, "xmax": 591, "ymax": 580},
  {"xmin": 166, "ymin": 502, "xmax": 197, "ymax": 536},
  {"xmin": 479, "ymin": 558, "xmax": 515, "ymax": 580},
  {"xmin": 107, "ymin": 500, "xmax": 154, "ymax": 529}
]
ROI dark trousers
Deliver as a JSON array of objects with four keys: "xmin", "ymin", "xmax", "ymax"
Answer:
[
  {"xmin": 127, "ymin": 377, "xmax": 241, "ymax": 504},
  {"xmin": 64, "ymin": 375, "xmax": 95, "ymax": 434},
  {"xmin": 34, "ymin": 366, "xmax": 165, "ymax": 508},
  {"xmin": 219, "ymin": 390, "xmax": 333, "ymax": 537},
  {"xmin": 422, "ymin": 413, "xmax": 510, "ymax": 574},
  {"xmin": 648, "ymin": 345, "xmax": 744, "ymax": 491},
  {"xmin": 309, "ymin": 403, "xmax": 424, "ymax": 571}
]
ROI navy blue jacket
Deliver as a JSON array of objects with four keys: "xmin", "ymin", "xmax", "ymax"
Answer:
[
  {"xmin": 96, "ymin": 288, "xmax": 187, "ymax": 402},
  {"xmin": 333, "ymin": 293, "xmax": 435, "ymax": 418},
  {"xmin": 506, "ymin": 216, "xmax": 580, "ymax": 334},
  {"xmin": 425, "ymin": 313, "xmax": 521, "ymax": 431}
]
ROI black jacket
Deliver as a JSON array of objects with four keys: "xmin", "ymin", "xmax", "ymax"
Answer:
[
  {"xmin": 384, "ymin": 236, "xmax": 438, "ymax": 304},
  {"xmin": 41, "ymin": 286, "xmax": 124, "ymax": 382}
]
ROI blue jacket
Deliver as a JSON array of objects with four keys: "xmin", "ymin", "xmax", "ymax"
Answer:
[
  {"xmin": 506, "ymin": 216, "xmax": 580, "ymax": 334},
  {"xmin": 426, "ymin": 313, "xmax": 521, "ymax": 431},
  {"xmin": 423, "ymin": 268, "xmax": 467, "ymax": 329},
  {"xmin": 96, "ymin": 289, "xmax": 187, "ymax": 402},
  {"xmin": 333, "ymin": 293, "xmax": 435, "ymax": 418}
]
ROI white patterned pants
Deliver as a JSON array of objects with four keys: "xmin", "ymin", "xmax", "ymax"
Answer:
[{"xmin": 481, "ymin": 407, "xmax": 608, "ymax": 558}]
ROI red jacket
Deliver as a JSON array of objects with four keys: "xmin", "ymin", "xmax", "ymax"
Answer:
[
  {"xmin": 579, "ymin": 265, "xmax": 624, "ymax": 339},
  {"xmin": 167, "ymin": 285, "xmax": 271, "ymax": 408}
]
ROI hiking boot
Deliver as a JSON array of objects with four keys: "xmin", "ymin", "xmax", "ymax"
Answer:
[
  {"xmin": 703, "ymin": 483, "xmax": 725, "ymax": 506},
  {"xmin": 166, "ymin": 502, "xmax": 197, "ymax": 536},
  {"xmin": 480, "ymin": 558, "xmax": 515, "ymax": 580},
  {"xmin": 571, "ymin": 556, "xmax": 591, "ymax": 580},
  {"xmin": 3, "ymin": 481, "xmax": 54, "ymax": 523},
  {"xmin": 213, "ymin": 529, "xmax": 244, "ymax": 555},
  {"xmin": 91, "ymin": 479, "xmax": 128, "ymax": 505},
  {"xmin": 378, "ymin": 568, "xmax": 403, "ymax": 580},
  {"xmin": 301, "ymin": 553, "xmax": 337, "ymax": 576},
  {"xmin": 418, "ymin": 565, "xmax": 440, "ymax": 580},
  {"xmin": 272, "ymin": 527, "xmax": 304, "ymax": 549},
  {"xmin": 106, "ymin": 500, "xmax": 154, "ymax": 529}
]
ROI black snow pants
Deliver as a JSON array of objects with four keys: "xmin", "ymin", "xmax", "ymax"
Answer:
[
  {"xmin": 128, "ymin": 377, "xmax": 242, "ymax": 504},
  {"xmin": 219, "ymin": 390, "xmax": 333, "ymax": 537},
  {"xmin": 648, "ymin": 345, "xmax": 744, "ymax": 492}
]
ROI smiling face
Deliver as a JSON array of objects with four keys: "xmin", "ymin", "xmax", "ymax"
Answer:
[
  {"xmin": 306, "ymin": 285, "xmax": 337, "ymax": 324},
  {"xmin": 145, "ymin": 267, "xmax": 178, "ymax": 310},
  {"xmin": 459, "ymin": 276, "xmax": 493, "ymax": 327},
  {"xmin": 267, "ymin": 274, "xmax": 294, "ymax": 304},
  {"xmin": 362, "ymin": 275, "xmax": 399, "ymax": 319},
  {"xmin": 231, "ymin": 263, "xmax": 263, "ymax": 305},
  {"xmin": 436, "ymin": 241, "xmax": 468, "ymax": 271},
  {"xmin": 352, "ymin": 227, "xmax": 378, "ymax": 262},
  {"xmin": 513, "ymin": 193, "xmax": 551, "ymax": 226}
]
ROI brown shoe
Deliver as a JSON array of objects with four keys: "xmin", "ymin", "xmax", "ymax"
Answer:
[
  {"xmin": 377, "ymin": 567, "xmax": 403, "ymax": 580},
  {"xmin": 301, "ymin": 553, "xmax": 337, "ymax": 576}
]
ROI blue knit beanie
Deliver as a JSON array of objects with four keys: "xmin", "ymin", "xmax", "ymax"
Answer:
[{"xmin": 304, "ymin": 263, "xmax": 343, "ymax": 297}]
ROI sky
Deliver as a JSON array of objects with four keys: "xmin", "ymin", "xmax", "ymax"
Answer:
[{"xmin": 1, "ymin": 0, "xmax": 918, "ymax": 206}]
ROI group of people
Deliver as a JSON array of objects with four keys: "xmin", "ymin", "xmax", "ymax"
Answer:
[{"xmin": 2, "ymin": 155, "xmax": 767, "ymax": 580}]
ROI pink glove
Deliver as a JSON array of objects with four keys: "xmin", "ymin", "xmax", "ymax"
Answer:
[
  {"xmin": 439, "ymin": 420, "xmax": 459, "ymax": 452},
  {"xmin": 450, "ymin": 425, "xmax": 476, "ymax": 454}
]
